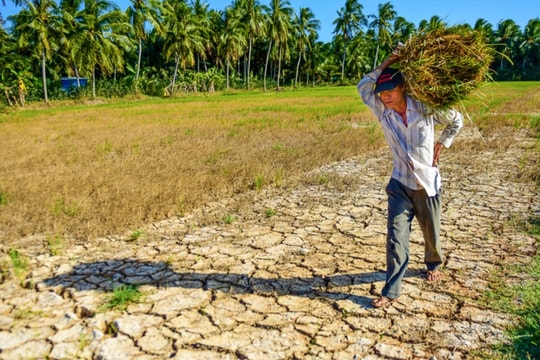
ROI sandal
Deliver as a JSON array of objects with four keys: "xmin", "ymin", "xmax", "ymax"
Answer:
[
  {"xmin": 372, "ymin": 296, "xmax": 398, "ymax": 308},
  {"xmin": 426, "ymin": 269, "xmax": 441, "ymax": 282}
]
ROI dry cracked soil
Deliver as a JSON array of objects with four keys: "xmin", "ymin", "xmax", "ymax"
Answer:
[{"xmin": 0, "ymin": 127, "xmax": 539, "ymax": 360}]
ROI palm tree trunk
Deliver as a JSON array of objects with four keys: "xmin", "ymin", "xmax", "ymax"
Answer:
[
  {"xmin": 243, "ymin": 54, "xmax": 247, "ymax": 88},
  {"xmin": 226, "ymin": 59, "xmax": 230, "ymax": 89},
  {"xmin": 277, "ymin": 46, "xmax": 282, "ymax": 89},
  {"xmin": 171, "ymin": 55, "xmax": 180, "ymax": 95},
  {"xmin": 373, "ymin": 43, "xmax": 380, "ymax": 69},
  {"xmin": 341, "ymin": 48, "xmax": 346, "ymax": 82},
  {"xmin": 136, "ymin": 38, "xmax": 142, "ymax": 81},
  {"xmin": 74, "ymin": 65, "xmax": 81, "ymax": 87},
  {"xmin": 41, "ymin": 51, "xmax": 48, "ymax": 104},
  {"xmin": 263, "ymin": 39, "xmax": 272, "ymax": 91},
  {"xmin": 295, "ymin": 52, "xmax": 302, "ymax": 87},
  {"xmin": 135, "ymin": 38, "xmax": 142, "ymax": 93},
  {"xmin": 247, "ymin": 36, "xmax": 253, "ymax": 90},
  {"xmin": 4, "ymin": 88, "xmax": 14, "ymax": 107},
  {"xmin": 92, "ymin": 67, "xmax": 96, "ymax": 99},
  {"xmin": 500, "ymin": 47, "xmax": 507, "ymax": 71}
]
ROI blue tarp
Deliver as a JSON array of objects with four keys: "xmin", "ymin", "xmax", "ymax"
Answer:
[{"xmin": 61, "ymin": 77, "xmax": 88, "ymax": 92}]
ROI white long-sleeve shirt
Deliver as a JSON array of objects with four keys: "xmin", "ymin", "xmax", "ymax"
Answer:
[{"xmin": 357, "ymin": 68, "xmax": 463, "ymax": 197}]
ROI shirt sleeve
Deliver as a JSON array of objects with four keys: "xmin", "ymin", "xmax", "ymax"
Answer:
[
  {"xmin": 357, "ymin": 69, "xmax": 386, "ymax": 117},
  {"xmin": 434, "ymin": 109, "xmax": 464, "ymax": 148}
]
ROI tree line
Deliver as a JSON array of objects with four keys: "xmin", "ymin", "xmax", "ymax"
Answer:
[{"xmin": 1, "ymin": 0, "xmax": 539, "ymax": 106}]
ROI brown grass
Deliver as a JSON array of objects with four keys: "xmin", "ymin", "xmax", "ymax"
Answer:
[
  {"xmin": 0, "ymin": 84, "xmax": 538, "ymax": 246},
  {"xmin": 0, "ymin": 88, "xmax": 384, "ymax": 244}
]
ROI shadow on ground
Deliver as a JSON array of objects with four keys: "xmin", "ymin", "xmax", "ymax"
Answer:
[{"xmin": 41, "ymin": 259, "xmax": 427, "ymax": 309}]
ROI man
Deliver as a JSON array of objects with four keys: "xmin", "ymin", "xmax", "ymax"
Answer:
[{"xmin": 357, "ymin": 50, "xmax": 463, "ymax": 308}]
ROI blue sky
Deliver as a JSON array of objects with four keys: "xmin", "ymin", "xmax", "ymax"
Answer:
[{"xmin": 2, "ymin": 0, "xmax": 539, "ymax": 42}]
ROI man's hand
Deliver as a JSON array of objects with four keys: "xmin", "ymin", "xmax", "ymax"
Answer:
[
  {"xmin": 378, "ymin": 43, "xmax": 404, "ymax": 70},
  {"xmin": 433, "ymin": 142, "xmax": 444, "ymax": 166}
]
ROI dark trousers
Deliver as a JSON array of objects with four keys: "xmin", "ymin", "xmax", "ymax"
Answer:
[{"xmin": 382, "ymin": 178, "xmax": 442, "ymax": 299}]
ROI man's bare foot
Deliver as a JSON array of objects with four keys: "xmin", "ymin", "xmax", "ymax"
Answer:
[
  {"xmin": 426, "ymin": 269, "xmax": 441, "ymax": 282},
  {"xmin": 372, "ymin": 296, "xmax": 398, "ymax": 308}
]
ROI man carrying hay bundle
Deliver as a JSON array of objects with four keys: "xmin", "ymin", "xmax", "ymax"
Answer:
[{"xmin": 357, "ymin": 45, "xmax": 464, "ymax": 309}]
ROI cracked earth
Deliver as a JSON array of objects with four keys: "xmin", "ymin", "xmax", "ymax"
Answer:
[{"xmin": 0, "ymin": 127, "xmax": 538, "ymax": 359}]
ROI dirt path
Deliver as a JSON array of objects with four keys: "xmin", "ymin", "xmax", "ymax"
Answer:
[{"xmin": 1, "ymin": 127, "xmax": 538, "ymax": 359}]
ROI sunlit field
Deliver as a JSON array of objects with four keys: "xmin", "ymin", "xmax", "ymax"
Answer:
[{"xmin": 0, "ymin": 83, "xmax": 538, "ymax": 245}]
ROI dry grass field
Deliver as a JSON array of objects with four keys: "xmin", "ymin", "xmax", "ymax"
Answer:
[{"xmin": 0, "ymin": 83, "xmax": 539, "ymax": 246}]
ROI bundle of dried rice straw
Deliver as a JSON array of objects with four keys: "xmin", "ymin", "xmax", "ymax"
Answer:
[{"xmin": 397, "ymin": 27, "xmax": 494, "ymax": 109}]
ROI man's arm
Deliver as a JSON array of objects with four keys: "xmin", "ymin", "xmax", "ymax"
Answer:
[
  {"xmin": 435, "ymin": 109, "xmax": 464, "ymax": 148},
  {"xmin": 357, "ymin": 46, "xmax": 403, "ymax": 114},
  {"xmin": 357, "ymin": 68, "xmax": 384, "ymax": 115},
  {"xmin": 432, "ymin": 109, "xmax": 464, "ymax": 166}
]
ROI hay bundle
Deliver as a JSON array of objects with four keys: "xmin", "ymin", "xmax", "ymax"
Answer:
[{"xmin": 398, "ymin": 27, "xmax": 494, "ymax": 109}]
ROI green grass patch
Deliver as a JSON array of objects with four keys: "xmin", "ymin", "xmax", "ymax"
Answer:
[
  {"xmin": 223, "ymin": 214, "xmax": 235, "ymax": 225},
  {"xmin": 128, "ymin": 229, "xmax": 145, "ymax": 241},
  {"xmin": 101, "ymin": 284, "xmax": 142, "ymax": 311},
  {"xmin": 265, "ymin": 208, "xmax": 277, "ymax": 218},
  {"xmin": 8, "ymin": 248, "xmax": 28, "ymax": 279},
  {"xmin": 46, "ymin": 233, "xmax": 65, "ymax": 256},
  {"xmin": 0, "ymin": 190, "xmax": 8, "ymax": 206},
  {"xmin": 52, "ymin": 196, "xmax": 81, "ymax": 217},
  {"xmin": 485, "ymin": 216, "xmax": 540, "ymax": 359},
  {"xmin": 251, "ymin": 174, "xmax": 264, "ymax": 191}
]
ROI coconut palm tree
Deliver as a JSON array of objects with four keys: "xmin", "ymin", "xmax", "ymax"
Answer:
[
  {"xmin": 235, "ymin": 0, "xmax": 266, "ymax": 89},
  {"xmin": 520, "ymin": 18, "xmax": 540, "ymax": 76},
  {"xmin": 218, "ymin": 6, "xmax": 246, "ymax": 89},
  {"xmin": 126, "ymin": 0, "xmax": 146, "ymax": 91},
  {"xmin": 473, "ymin": 18, "xmax": 494, "ymax": 42},
  {"xmin": 263, "ymin": 0, "xmax": 293, "ymax": 90},
  {"xmin": 126, "ymin": 0, "xmax": 162, "ymax": 92},
  {"xmin": 292, "ymin": 7, "xmax": 319, "ymax": 87},
  {"xmin": 301, "ymin": 35, "xmax": 323, "ymax": 85},
  {"xmin": 205, "ymin": 8, "xmax": 223, "ymax": 67},
  {"xmin": 0, "ymin": 25, "xmax": 31, "ymax": 106},
  {"xmin": 57, "ymin": 0, "xmax": 86, "ymax": 87},
  {"xmin": 418, "ymin": 15, "xmax": 446, "ymax": 32},
  {"xmin": 0, "ymin": 27, "xmax": 11, "ymax": 74},
  {"xmin": 75, "ymin": 0, "xmax": 131, "ymax": 98},
  {"xmin": 369, "ymin": 2, "xmax": 396, "ymax": 68},
  {"xmin": 392, "ymin": 16, "xmax": 415, "ymax": 45},
  {"xmin": 347, "ymin": 29, "xmax": 370, "ymax": 79},
  {"xmin": 494, "ymin": 19, "xmax": 522, "ymax": 73},
  {"xmin": 161, "ymin": 0, "xmax": 205, "ymax": 95},
  {"xmin": 190, "ymin": 0, "xmax": 211, "ymax": 73},
  {"xmin": 10, "ymin": 0, "xmax": 64, "ymax": 103},
  {"xmin": 332, "ymin": 0, "xmax": 366, "ymax": 81}
]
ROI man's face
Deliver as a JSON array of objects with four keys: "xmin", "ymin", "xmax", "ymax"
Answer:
[{"xmin": 378, "ymin": 85, "xmax": 405, "ymax": 110}]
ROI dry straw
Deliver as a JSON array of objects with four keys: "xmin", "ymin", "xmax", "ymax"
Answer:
[{"xmin": 397, "ymin": 27, "xmax": 494, "ymax": 109}]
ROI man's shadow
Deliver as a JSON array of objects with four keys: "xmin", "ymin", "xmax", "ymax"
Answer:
[{"xmin": 40, "ymin": 259, "xmax": 421, "ymax": 308}]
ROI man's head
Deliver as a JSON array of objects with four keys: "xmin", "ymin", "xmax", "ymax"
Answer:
[
  {"xmin": 374, "ymin": 67, "xmax": 404, "ymax": 94},
  {"xmin": 375, "ymin": 67, "xmax": 406, "ymax": 111}
]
